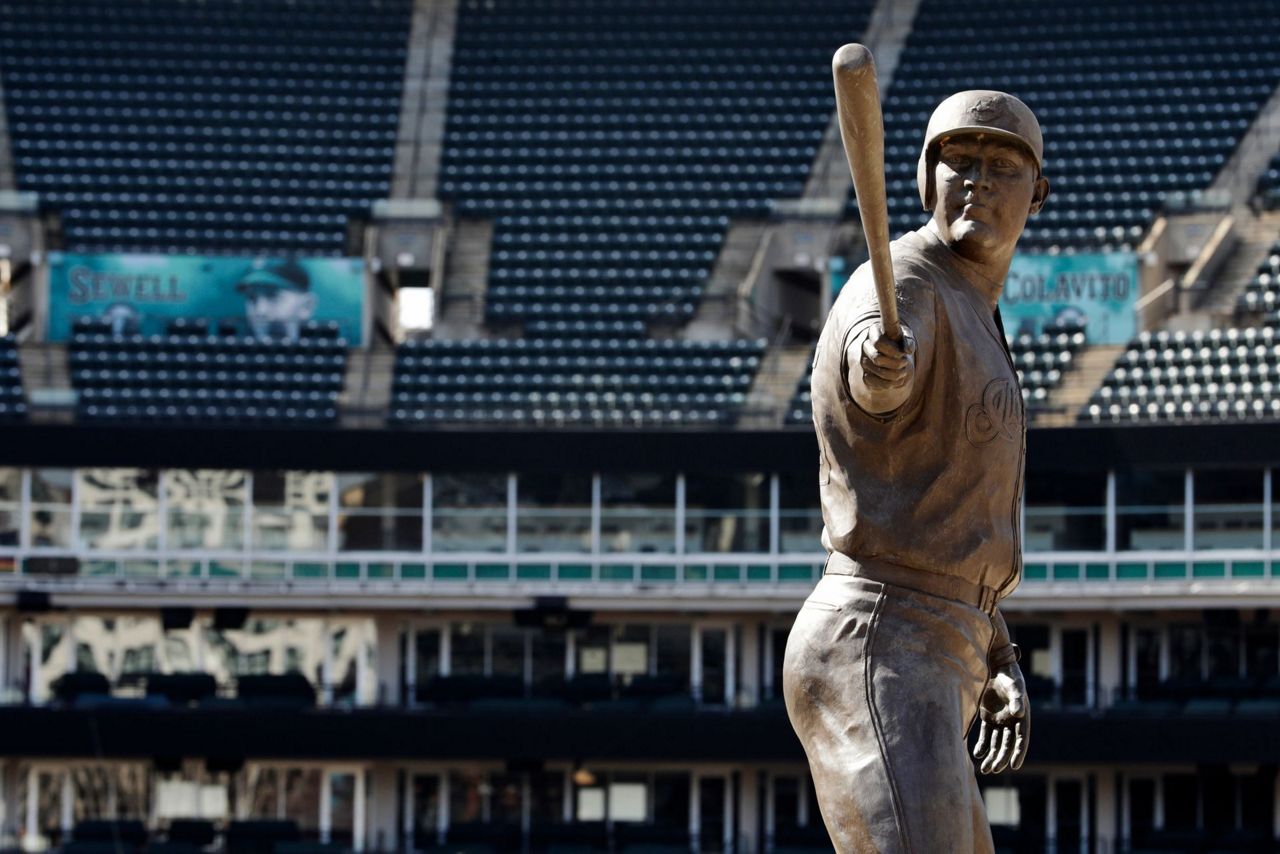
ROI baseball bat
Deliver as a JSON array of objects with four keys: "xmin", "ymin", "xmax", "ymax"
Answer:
[{"xmin": 832, "ymin": 43, "xmax": 900, "ymax": 341}]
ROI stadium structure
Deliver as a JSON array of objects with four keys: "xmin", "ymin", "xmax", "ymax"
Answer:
[{"xmin": 0, "ymin": 0, "xmax": 1279, "ymax": 852}]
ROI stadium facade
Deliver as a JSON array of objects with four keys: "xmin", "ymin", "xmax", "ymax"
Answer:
[{"xmin": 0, "ymin": 0, "xmax": 1279, "ymax": 853}]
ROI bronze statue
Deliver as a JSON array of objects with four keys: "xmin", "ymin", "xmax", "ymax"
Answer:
[{"xmin": 782, "ymin": 89, "xmax": 1050, "ymax": 853}]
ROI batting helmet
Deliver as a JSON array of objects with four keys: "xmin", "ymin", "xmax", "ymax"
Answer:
[{"xmin": 916, "ymin": 90, "xmax": 1043, "ymax": 211}]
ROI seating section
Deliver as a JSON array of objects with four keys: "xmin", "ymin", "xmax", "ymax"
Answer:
[
  {"xmin": 1083, "ymin": 327, "xmax": 1280, "ymax": 423},
  {"xmin": 785, "ymin": 325, "xmax": 1085, "ymax": 425},
  {"xmin": 858, "ymin": 0, "xmax": 1280, "ymax": 252},
  {"xmin": 0, "ymin": 336, "xmax": 26, "ymax": 420},
  {"xmin": 0, "ymin": 0, "xmax": 412, "ymax": 256},
  {"xmin": 390, "ymin": 337, "xmax": 765, "ymax": 427},
  {"xmin": 440, "ymin": 0, "xmax": 872, "ymax": 329},
  {"xmin": 70, "ymin": 319, "xmax": 346, "ymax": 424}
]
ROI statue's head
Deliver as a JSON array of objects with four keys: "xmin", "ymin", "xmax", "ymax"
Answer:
[{"xmin": 917, "ymin": 91, "xmax": 1050, "ymax": 265}]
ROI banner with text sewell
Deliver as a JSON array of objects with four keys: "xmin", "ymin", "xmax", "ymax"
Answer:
[
  {"xmin": 46, "ymin": 253, "xmax": 366, "ymax": 343},
  {"xmin": 999, "ymin": 252, "xmax": 1138, "ymax": 344}
]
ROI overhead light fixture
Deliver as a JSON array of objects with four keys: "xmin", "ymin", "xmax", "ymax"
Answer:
[{"xmin": 571, "ymin": 765, "xmax": 597, "ymax": 787}]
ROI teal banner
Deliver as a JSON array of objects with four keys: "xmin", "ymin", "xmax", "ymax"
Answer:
[
  {"xmin": 47, "ymin": 253, "xmax": 366, "ymax": 343},
  {"xmin": 1000, "ymin": 253, "xmax": 1138, "ymax": 344}
]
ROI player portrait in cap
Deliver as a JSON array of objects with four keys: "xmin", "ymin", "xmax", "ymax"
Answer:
[{"xmin": 236, "ymin": 259, "xmax": 316, "ymax": 340}]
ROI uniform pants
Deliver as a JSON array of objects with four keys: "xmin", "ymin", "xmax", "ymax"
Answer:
[{"xmin": 782, "ymin": 574, "xmax": 996, "ymax": 854}]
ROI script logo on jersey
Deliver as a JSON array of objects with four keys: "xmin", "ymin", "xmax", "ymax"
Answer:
[{"xmin": 965, "ymin": 378, "xmax": 1023, "ymax": 446}]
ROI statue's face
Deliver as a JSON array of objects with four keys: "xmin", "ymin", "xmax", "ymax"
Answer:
[{"xmin": 930, "ymin": 133, "xmax": 1048, "ymax": 265}]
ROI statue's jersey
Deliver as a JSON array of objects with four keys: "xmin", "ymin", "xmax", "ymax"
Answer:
[{"xmin": 810, "ymin": 224, "xmax": 1024, "ymax": 597}]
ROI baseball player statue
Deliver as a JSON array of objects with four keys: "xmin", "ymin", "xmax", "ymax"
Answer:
[{"xmin": 782, "ymin": 78, "xmax": 1050, "ymax": 853}]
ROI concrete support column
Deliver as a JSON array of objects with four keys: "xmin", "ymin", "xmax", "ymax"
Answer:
[
  {"xmin": 1094, "ymin": 770, "xmax": 1117, "ymax": 854},
  {"xmin": 736, "ymin": 768, "xmax": 760, "ymax": 854},
  {"xmin": 1096, "ymin": 616, "xmax": 1122, "ymax": 709},
  {"xmin": 366, "ymin": 768, "xmax": 394, "ymax": 854},
  {"xmin": 374, "ymin": 616, "xmax": 404, "ymax": 707}
]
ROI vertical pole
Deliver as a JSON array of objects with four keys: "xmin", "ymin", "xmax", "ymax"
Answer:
[
  {"xmin": 590, "ymin": 474, "xmax": 601, "ymax": 558},
  {"xmin": 19, "ymin": 468, "xmax": 30, "ymax": 552},
  {"xmin": 353, "ymin": 770, "xmax": 367, "ymax": 853},
  {"xmin": 506, "ymin": 474, "xmax": 517, "ymax": 558},
  {"xmin": 321, "ymin": 619, "xmax": 334, "ymax": 707},
  {"xmin": 437, "ymin": 773, "xmax": 448, "ymax": 846},
  {"xmin": 769, "ymin": 474, "xmax": 780, "ymax": 563},
  {"xmin": 1105, "ymin": 469, "xmax": 1117, "ymax": 556},
  {"xmin": 422, "ymin": 474, "xmax": 432, "ymax": 557},
  {"xmin": 674, "ymin": 474, "xmax": 686, "ymax": 556},
  {"xmin": 320, "ymin": 770, "xmax": 333, "ymax": 844},
  {"xmin": 60, "ymin": 769, "xmax": 72, "ymax": 836},
  {"xmin": 691, "ymin": 625, "xmax": 703, "ymax": 704},
  {"xmin": 25, "ymin": 766, "xmax": 38, "ymax": 847},
  {"xmin": 1263, "ymin": 469, "xmax": 1272, "ymax": 570},
  {"xmin": 1184, "ymin": 469, "xmax": 1194, "ymax": 554},
  {"xmin": 243, "ymin": 471, "xmax": 255, "ymax": 563}
]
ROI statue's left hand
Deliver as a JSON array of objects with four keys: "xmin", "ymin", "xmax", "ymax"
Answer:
[{"xmin": 973, "ymin": 661, "xmax": 1029, "ymax": 774}]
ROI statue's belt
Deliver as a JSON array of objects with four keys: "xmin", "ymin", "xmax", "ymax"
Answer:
[{"xmin": 824, "ymin": 552, "xmax": 999, "ymax": 615}]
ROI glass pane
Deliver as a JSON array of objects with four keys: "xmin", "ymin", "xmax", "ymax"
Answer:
[
  {"xmin": 1168, "ymin": 625, "xmax": 1203, "ymax": 681},
  {"xmin": 1116, "ymin": 470, "xmax": 1185, "ymax": 551},
  {"xmin": 1023, "ymin": 471, "xmax": 1105, "ymax": 551},
  {"xmin": 491, "ymin": 626, "xmax": 526, "ymax": 678},
  {"xmin": 609, "ymin": 780, "xmax": 647, "ymax": 823},
  {"xmin": 531, "ymin": 631, "xmax": 566, "ymax": 685},
  {"xmin": 653, "ymin": 773, "xmax": 689, "ymax": 829},
  {"xmin": 576, "ymin": 626, "xmax": 609, "ymax": 676},
  {"xmin": 612, "ymin": 625, "xmax": 650, "ymax": 682},
  {"xmin": 698, "ymin": 777, "xmax": 726, "ymax": 851},
  {"xmin": 490, "ymin": 773, "xmax": 522, "ymax": 825},
  {"xmin": 165, "ymin": 469, "xmax": 247, "ymax": 551},
  {"xmin": 450, "ymin": 623, "xmax": 485, "ymax": 676},
  {"xmin": 655, "ymin": 624, "xmax": 691, "ymax": 691},
  {"xmin": 772, "ymin": 776, "xmax": 799, "ymax": 831},
  {"xmin": 78, "ymin": 469, "xmax": 161, "ymax": 551},
  {"xmin": 30, "ymin": 468, "xmax": 73, "ymax": 548},
  {"xmin": 252, "ymin": 472, "xmax": 331, "ymax": 551},
  {"xmin": 700, "ymin": 628, "xmax": 727, "ymax": 705},
  {"xmin": 529, "ymin": 771, "xmax": 565, "ymax": 824},
  {"xmin": 284, "ymin": 768, "xmax": 322, "ymax": 833},
  {"xmin": 412, "ymin": 775, "xmax": 440, "ymax": 849},
  {"xmin": 1194, "ymin": 469, "xmax": 1264, "ymax": 550},
  {"xmin": 205, "ymin": 619, "xmax": 324, "ymax": 689},
  {"xmin": 328, "ymin": 773, "xmax": 355, "ymax": 844},
  {"xmin": 684, "ymin": 473, "xmax": 769, "ymax": 553},
  {"xmin": 517, "ymin": 473, "xmax": 592, "ymax": 552},
  {"xmin": 0, "ymin": 468, "xmax": 21, "ymax": 547},
  {"xmin": 433, "ymin": 474, "xmax": 507, "ymax": 553},
  {"xmin": 778, "ymin": 472, "xmax": 822, "ymax": 554},
  {"xmin": 449, "ymin": 770, "xmax": 487, "ymax": 824},
  {"xmin": 337, "ymin": 472, "xmax": 424, "ymax": 551},
  {"xmin": 600, "ymin": 473, "xmax": 675, "ymax": 554}
]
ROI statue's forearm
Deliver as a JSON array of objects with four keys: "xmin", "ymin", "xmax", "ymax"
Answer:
[{"xmin": 987, "ymin": 608, "xmax": 1019, "ymax": 669}]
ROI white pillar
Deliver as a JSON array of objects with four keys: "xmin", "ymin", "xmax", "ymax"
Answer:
[
  {"xmin": 60, "ymin": 770, "xmax": 72, "ymax": 835},
  {"xmin": 374, "ymin": 617, "xmax": 402, "ymax": 707},
  {"xmin": 1095, "ymin": 771, "xmax": 1116, "ymax": 854},
  {"xmin": 319, "ymin": 771, "xmax": 333, "ymax": 844},
  {"xmin": 1097, "ymin": 617, "xmax": 1122, "ymax": 709},
  {"xmin": 353, "ymin": 770, "xmax": 367, "ymax": 854},
  {"xmin": 737, "ymin": 624, "xmax": 760, "ymax": 708},
  {"xmin": 23, "ymin": 766, "xmax": 38, "ymax": 849}
]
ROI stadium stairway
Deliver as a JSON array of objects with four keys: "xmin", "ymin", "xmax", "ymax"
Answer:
[
  {"xmin": 802, "ymin": 0, "xmax": 922, "ymax": 206},
  {"xmin": 431, "ymin": 218, "xmax": 491, "ymax": 339},
  {"xmin": 390, "ymin": 0, "xmax": 456, "ymax": 201},
  {"xmin": 685, "ymin": 222, "xmax": 770, "ymax": 337},
  {"xmin": 742, "ymin": 343, "xmax": 812, "ymax": 428},
  {"xmin": 1039, "ymin": 344, "xmax": 1126, "ymax": 428},
  {"xmin": 1203, "ymin": 209, "xmax": 1280, "ymax": 317},
  {"xmin": 1207, "ymin": 73, "xmax": 1280, "ymax": 207}
]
